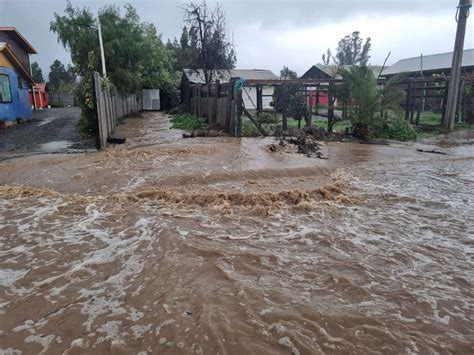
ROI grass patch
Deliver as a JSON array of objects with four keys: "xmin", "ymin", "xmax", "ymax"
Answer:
[
  {"xmin": 242, "ymin": 119, "xmax": 260, "ymax": 137},
  {"xmin": 171, "ymin": 113, "xmax": 208, "ymax": 131},
  {"xmin": 419, "ymin": 112, "xmax": 442, "ymax": 125},
  {"xmin": 287, "ymin": 118, "xmax": 351, "ymax": 132}
]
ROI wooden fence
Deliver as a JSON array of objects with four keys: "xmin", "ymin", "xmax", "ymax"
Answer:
[
  {"xmin": 185, "ymin": 75, "xmax": 474, "ymax": 136},
  {"xmin": 188, "ymin": 79, "xmax": 237, "ymax": 135},
  {"xmin": 48, "ymin": 92, "xmax": 75, "ymax": 107},
  {"xmin": 93, "ymin": 72, "xmax": 143, "ymax": 149}
]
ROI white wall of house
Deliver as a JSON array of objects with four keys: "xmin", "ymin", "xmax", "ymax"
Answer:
[{"xmin": 242, "ymin": 86, "xmax": 274, "ymax": 110}]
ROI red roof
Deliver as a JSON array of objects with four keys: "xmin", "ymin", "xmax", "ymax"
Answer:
[{"xmin": 0, "ymin": 27, "xmax": 37, "ymax": 54}]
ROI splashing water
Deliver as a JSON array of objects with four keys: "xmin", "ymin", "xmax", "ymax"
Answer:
[{"xmin": 1, "ymin": 112, "xmax": 473, "ymax": 354}]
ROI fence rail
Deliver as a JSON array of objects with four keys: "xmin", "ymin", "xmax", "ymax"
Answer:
[{"xmin": 93, "ymin": 72, "xmax": 143, "ymax": 149}]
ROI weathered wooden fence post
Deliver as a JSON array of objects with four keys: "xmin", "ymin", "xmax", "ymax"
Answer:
[
  {"xmin": 327, "ymin": 82, "xmax": 334, "ymax": 132},
  {"xmin": 416, "ymin": 80, "xmax": 425, "ymax": 125},
  {"xmin": 282, "ymin": 84, "xmax": 288, "ymax": 131},
  {"xmin": 315, "ymin": 85, "xmax": 320, "ymax": 116},
  {"xmin": 207, "ymin": 81, "xmax": 211, "ymax": 122},
  {"xmin": 456, "ymin": 79, "xmax": 465, "ymax": 122},
  {"xmin": 198, "ymin": 84, "xmax": 202, "ymax": 117},
  {"xmin": 256, "ymin": 85, "xmax": 263, "ymax": 118},
  {"xmin": 410, "ymin": 81, "xmax": 417, "ymax": 124},
  {"xmin": 405, "ymin": 79, "xmax": 413, "ymax": 121},
  {"xmin": 214, "ymin": 80, "xmax": 220, "ymax": 124},
  {"xmin": 307, "ymin": 86, "xmax": 313, "ymax": 127},
  {"xmin": 442, "ymin": 78, "xmax": 450, "ymax": 125},
  {"xmin": 227, "ymin": 78, "xmax": 237, "ymax": 134},
  {"xmin": 235, "ymin": 88, "xmax": 243, "ymax": 137}
]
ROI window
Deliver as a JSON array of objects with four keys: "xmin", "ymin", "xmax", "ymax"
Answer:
[
  {"xmin": 17, "ymin": 75, "xmax": 23, "ymax": 89},
  {"xmin": 0, "ymin": 74, "xmax": 12, "ymax": 103}
]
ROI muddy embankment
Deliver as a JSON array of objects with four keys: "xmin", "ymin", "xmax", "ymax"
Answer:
[{"xmin": 1, "ymin": 112, "xmax": 473, "ymax": 354}]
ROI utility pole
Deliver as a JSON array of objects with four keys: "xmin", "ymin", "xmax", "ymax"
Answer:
[
  {"xmin": 74, "ymin": 19, "xmax": 107, "ymax": 77},
  {"xmin": 97, "ymin": 22, "xmax": 106, "ymax": 77},
  {"xmin": 445, "ymin": 0, "xmax": 471, "ymax": 131}
]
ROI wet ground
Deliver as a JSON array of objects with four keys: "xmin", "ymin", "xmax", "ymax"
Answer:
[
  {"xmin": 0, "ymin": 112, "xmax": 473, "ymax": 354},
  {"xmin": 0, "ymin": 107, "xmax": 95, "ymax": 160}
]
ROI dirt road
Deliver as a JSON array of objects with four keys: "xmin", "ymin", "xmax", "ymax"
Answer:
[{"xmin": 0, "ymin": 112, "xmax": 472, "ymax": 354}]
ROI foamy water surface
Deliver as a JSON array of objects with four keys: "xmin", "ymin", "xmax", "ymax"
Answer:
[{"xmin": 1, "ymin": 112, "xmax": 473, "ymax": 354}]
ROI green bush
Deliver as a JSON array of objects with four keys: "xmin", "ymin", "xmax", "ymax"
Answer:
[
  {"xmin": 258, "ymin": 112, "xmax": 278, "ymax": 124},
  {"xmin": 74, "ymin": 75, "xmax": 96, "ymax": 135},
  {"xmin": 242, "ymin": 119, "xmax": 260, "ymax": 136},
  {"xmin": 170, "ymin": 113, "xmax": 208, "ymax": 130},
  {"xmin": 377, "ymin": 118, "xmax": 417, "ymax": 141}
]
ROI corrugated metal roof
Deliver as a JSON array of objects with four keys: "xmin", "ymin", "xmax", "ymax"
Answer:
[
  {"xmin": 183, "ymin": 69, "xmax": 278, "ymax": 83},
  {"xmin": 315, "ymin": 64, "xmax": 385, "ymax": 79},
  {"xmin": 382, "ymin": 49, "xmax": 474, "ymax": 75}
]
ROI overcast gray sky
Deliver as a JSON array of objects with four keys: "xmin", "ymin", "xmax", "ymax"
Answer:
[{"xmin": 1, "ymin": 0, "xmax": 473, "ymax": 77}]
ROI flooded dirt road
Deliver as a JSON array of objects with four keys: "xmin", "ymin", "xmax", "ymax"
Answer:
[
  {"xmin": 1, "ymin": 112, "xmax": 473, "ymax": 354},
  {"xmin": 0, "ymin": 108, "xmax": 95, "ymax": 160}
]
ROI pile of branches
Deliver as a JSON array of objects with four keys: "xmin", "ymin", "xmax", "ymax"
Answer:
[{"xmin": 270, "ymin": 130, "xmax": 325, "ymax": 159}]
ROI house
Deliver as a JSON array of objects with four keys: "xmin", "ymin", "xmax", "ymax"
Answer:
[
  {"xmin": 0, "ymin": 27, "xmax": 37, "ymax": 125},
  {"xmin": 30, "ymin": 83, "xmax": 49, "ymax": 109},
  {"xmin": 300, "ymin": 64, "xmax": 384, "ymax": 107},
  {"xmin": 382, "ymin": 49, "xmax": 474, "ymax": 77},
  {"xmin": 181, "ymin": 69, "xmax": 278, "ymax": 110},
  {"xmin": 300, "ymin": 64, "xmax": 384, "ymax": 80}
]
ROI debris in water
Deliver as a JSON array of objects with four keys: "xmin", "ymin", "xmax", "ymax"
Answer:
[
  {"xmin": 416, "ymin": 149, "xmax": 447, "ymax": 155},
  {"xmin": 182, "ymin": 130, "xmax": 227, "ymax": 138},
  {"xmin": 269, "ymin": 131, "xmax": 326, "ymax": 159},
  {"xmin": 107, "ymin": 136, "xmax": 126, "ymax": 144}
]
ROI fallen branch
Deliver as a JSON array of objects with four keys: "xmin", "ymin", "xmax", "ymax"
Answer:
[{"xmin": 416, "ymin": 149, "xmax": 447, "ymax": 155}]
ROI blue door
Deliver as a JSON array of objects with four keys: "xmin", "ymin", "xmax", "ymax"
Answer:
[{"xmin": 16, "ymin": 76, "xmax": 32, "ymax": 119}]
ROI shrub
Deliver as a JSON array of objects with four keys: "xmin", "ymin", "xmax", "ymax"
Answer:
[
  {"xmin": 258, "ymin": 112, "xmax": 278, "ymax": 124},
  {"xmin": 170, "ymin": 113, "xmax": 208, "ymax": 130},
  {"xmin": 242, "ymin": 119, "xmax": 260, "ymax": 136},
  {"xmin": 377, "ymin": 118, "xmax": 417, "ymax": 141},
  {"xmin": 74, "ymin": 75, "xmax": 96, "ymax": 135},
  {"xmin": 338, "ymin": 66, "xmax": 405, "ymax": 141}
]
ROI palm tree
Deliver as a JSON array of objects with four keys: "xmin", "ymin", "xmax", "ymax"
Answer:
[{"xmin": 337, "ymin": 66, "xmax": 405, "ymax": 140}]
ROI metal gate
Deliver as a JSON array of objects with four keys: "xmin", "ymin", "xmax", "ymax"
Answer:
[{"xmin": 142, "ymin": 89, "xmax": 160, "ymax": 111}]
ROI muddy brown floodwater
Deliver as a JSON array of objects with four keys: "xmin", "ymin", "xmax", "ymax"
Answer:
[{"xmin": 1, "ymin": 112, "xmax": 473, "ymax": 354}]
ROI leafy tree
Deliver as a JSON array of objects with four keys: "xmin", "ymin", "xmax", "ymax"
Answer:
[
  {"xmin": 167, "ymin": 26, "xmax": 195, "ymax": 72},
  {"xmin": 273, "ymin": 66, "xmax": 308, "ymax": 129},
  {"xmin": 280, "ymin": 66, "xmax": 297, "ymax": 80},
  {"xmin": 31, "ymin": 62, "xmax": 44, "ymax": 83},
  {"xmin": 47, "ymin": 60, "xmax": 76, "ymax": 92},
  {"xmin": 50, "ymin": 1, "xmax": 178, "ymax": 132},
  {"xmin": 48, "ymin": 59, "xmax": 66, "ymax": 91},
  {"xmin": 335, "ymin": 31, "xmax": 371, "ymax": 66},
  {"xmin": 321, "ymin": 48, "xmax": 332, "ymax": 65},
  {"xmin": 65, "ymin": 64, "xmax": 77, "ymax": 85},
  {"xmin": 51, "ymin": 2, "xmax": 176, "ymax": 93},
  {"xmin": 182, "ymin": 1, "xmax": 236, "ymax": 83},
  {"xmin": 139, "ymin": 23, "xmax": 180, "ymax": 106},
  {"xmin": 337, "ymin": 66, "xmax": 405, "ymax": 140}
]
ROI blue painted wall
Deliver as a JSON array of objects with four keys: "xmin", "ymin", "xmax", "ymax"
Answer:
[{"xmin": 0, "ymin": 66, "xmax": 32, "ymax": 122}]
